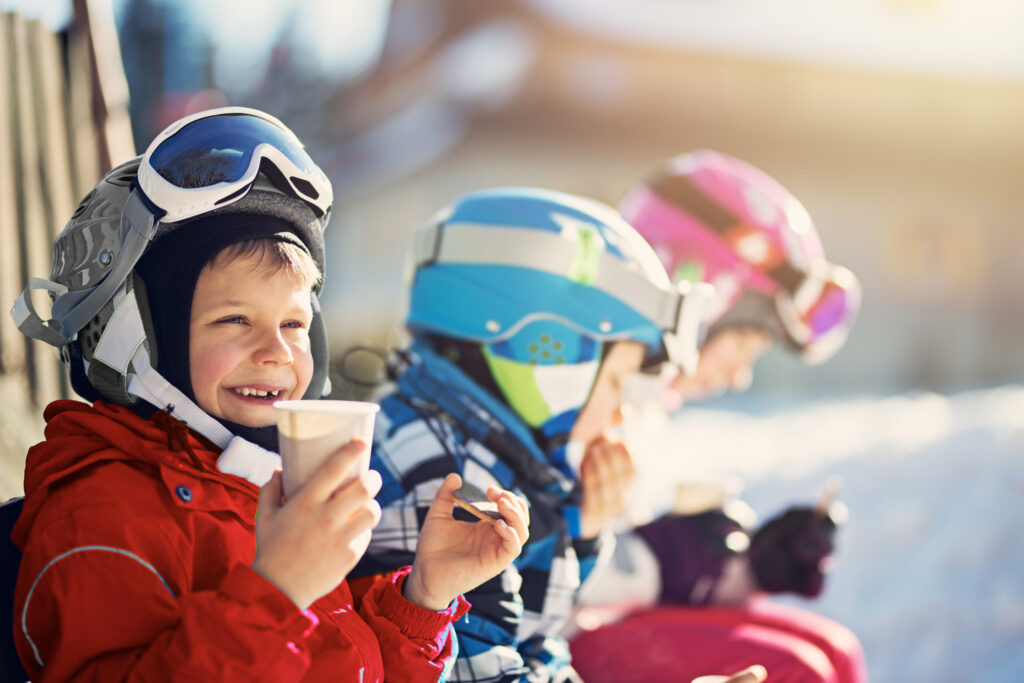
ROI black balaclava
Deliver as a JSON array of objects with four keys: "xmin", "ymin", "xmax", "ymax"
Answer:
[{"xmin": 134, "ymin": 212, "xmax": 320, "ymax": 452}]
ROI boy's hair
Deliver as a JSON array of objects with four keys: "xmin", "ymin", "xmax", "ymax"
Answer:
[{"xmin": 205, "ymin": 237, "xmax": 322, "ymax": 290}]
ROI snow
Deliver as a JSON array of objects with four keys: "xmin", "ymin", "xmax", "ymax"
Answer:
[{"xmin": 625, "ymin": 386, "xmax": 1024, "ymax": 683}]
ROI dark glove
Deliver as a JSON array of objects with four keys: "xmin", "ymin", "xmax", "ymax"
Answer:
[
  {"xmin": 634, "ymin": 508, "xmax": 751, "ymax": 605},
  {"xmin": 748, "ymin": 505, "xmax": 841, "ymax": 597}
]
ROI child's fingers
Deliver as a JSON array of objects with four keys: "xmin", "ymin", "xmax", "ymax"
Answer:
[
  {"xmin": 724, "ymin": 665, "xmax": 768, "ymax": 683},
  {"xmin": 508, "ymin": 490, "xmax": 530, "ymax": 529},
  {"xmin": 427, "ymin": 473, "xmax": 462, "ymax": 519},
  {"xmin": 609, "ymin": 444, "xmax": 636, "ymax": 482},
  {"xmin": 300, "ymin": 439, "xmax": 368, "ymax": 503},
  {"xmin": 493, "ymin": 518, "xmax": 522, "ymax": 556},
  {"xmin": 589, "ymin": 453, "xmax": 615, "ymax": 505},
  {"xmin": 258, "ymin": 470, "xmax": 284, "ymax": 514},
  {"xmin": 325, "ymin": 469, "xmax": 382, "ymax": 522},
  {"xmin": 495, "ymin": 494, "xmax": 529, "ymax": 542},
  {"xmin": 343, "ymin": 499, "xmax": 382, "ymax": 539},
  {"xmin": 486, "ymin": 487, "xmax": 531, "ymax": 529}
]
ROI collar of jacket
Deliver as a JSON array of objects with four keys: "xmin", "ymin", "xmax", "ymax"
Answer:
[{"xmin": 396, "ymin": 341, "xmax": 574, "ymax": 496}]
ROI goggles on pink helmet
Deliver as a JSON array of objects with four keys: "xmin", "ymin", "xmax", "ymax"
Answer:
[{"xmin": 620, "ymin": 150, "xmax": 860, "ymax": 365}]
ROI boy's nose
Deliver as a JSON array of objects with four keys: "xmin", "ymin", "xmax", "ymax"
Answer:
[{"xmin": 253, "ymin": 329, "xmax": 293, "ymax": 365}]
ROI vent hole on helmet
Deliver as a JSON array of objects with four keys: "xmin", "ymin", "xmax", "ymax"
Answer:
[
  {"xmin": 290, "ymin": 176, "xmax": 319, "ymax": 200},
  {"xmin": 71, "ymin": 191, "xmax": 95, "ymax": 219}
]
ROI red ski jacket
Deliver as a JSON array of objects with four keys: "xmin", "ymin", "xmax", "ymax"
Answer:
[{"xmin": 11, "ymin": 400, "xmax": 468, "ymax": 682}]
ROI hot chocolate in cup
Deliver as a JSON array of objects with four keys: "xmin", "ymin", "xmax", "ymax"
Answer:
[{"xmin": 275, "ymin": 400, "xmax": 380, "ymax": 499}]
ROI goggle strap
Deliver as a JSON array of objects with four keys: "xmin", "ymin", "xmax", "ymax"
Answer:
[
  {"xmin": 51, "ymin": 192, "xmax": 158, "ymax": 340},
  {"xmin": 667, "ymin": 282, "xmax": 713, "ymax": 375},
  {"xmin": 648, "ymin": 175, "xmax": 808, "ymax": 296},
  {"xmin": 414, "ymin": 222, "xmax": 688, "ymax": 336},
  {"xmin": 791, "ymin": 272, "xmax": 828, "ymax": 316},
  {"xmin": 649, "ymin": 172, "xmax": 736, "ymax": 234},
  {"xmin": 127, "ymin": 345, "xmax": 234, "ymax": 450},
  {"xmin": 10, "ymin": 277, "xmax": 72, "ymax": 347}
]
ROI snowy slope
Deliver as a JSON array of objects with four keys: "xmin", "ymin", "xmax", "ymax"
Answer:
[{"xmin": 625, "ymin": 386, "xmax": 1024, "ymax": 683}]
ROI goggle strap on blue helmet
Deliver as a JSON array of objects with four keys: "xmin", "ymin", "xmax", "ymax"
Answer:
[
  {"xmin": 414, "ymin": 221, "xmax": 713, "ymax": 373},
  {"xmin": 664, "ymin": 282, "xmax": 713, "ymax": 375}
]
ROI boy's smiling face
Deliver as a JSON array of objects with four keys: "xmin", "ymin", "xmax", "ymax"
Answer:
[{"xmin": 189, "ymin": 249, "xmax": 314, "ymax": 427}]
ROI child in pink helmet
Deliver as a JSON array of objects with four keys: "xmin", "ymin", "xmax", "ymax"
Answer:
[{"xmin": 569, "ymin": 150, "xmax": 868, "ymax": 683}]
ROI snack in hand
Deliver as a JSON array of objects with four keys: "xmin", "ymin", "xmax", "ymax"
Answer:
[{"xmin": 452, "ymin": 481, "xmax": 503, "ymax": 523}]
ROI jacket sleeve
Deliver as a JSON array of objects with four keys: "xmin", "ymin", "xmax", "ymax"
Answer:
[
  {"xmin": 14, "ymin": 503, "xmax": 318, "ymax": 682},
  {"xmin": 360, "ymin": 427, "xmax": 540, "ymax": 682},
  {"xmin": 355, "ymin": 566, "xmax": 470, "ymax": 682},
  {"xmin": 358, "ymin": 478, "xmax": 534, "ymax": 682}
]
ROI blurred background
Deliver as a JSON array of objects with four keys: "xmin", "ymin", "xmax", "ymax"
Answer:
[{"xmin": 1, "ymin": 1, "xmax": 1022, "ymax": 681}]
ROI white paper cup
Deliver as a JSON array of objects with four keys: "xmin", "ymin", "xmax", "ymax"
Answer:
[
  {"xmin": 275, "ymin": 400, "xmax": 380, "ymax": 499},
  {"xmin": 672, "ymin": 483, "xmax": 729, "ymax": 515}
]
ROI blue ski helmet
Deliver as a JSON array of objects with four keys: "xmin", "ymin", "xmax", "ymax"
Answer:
[{"xmin": 406, "ymin": 187, "xmax": 711, "ymax": 429}]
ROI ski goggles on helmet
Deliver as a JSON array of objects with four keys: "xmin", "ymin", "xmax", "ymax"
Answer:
[
  {"xmin": 137, "ymin": 107, "xmax": 332, "ymax": 222},
  {"xmin": 412, "ymin": 218, "xmax": 714, "ymax": 375},
  {"xmin": 774, "ymin": 262, "xmax": 860, "ymax": 365},
  {"xmin": 14, "ymin": 107, "xmax": 332, "ymax": 348},
  {"xmin": 640, "ymin": 172, "xmax": 859, "ymax": 364}
]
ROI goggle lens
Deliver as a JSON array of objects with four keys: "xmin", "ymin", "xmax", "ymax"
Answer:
[
  {"xmin": 149, "ymin": 114, "xmax": 316, "ymax": 189},
  {"xmin": 778, "ymin": 266, "xmax": 860, "ymax": 363},
  {"xmin": 803, "ymin": 280, "xmax": 851, "ymax": 338}
]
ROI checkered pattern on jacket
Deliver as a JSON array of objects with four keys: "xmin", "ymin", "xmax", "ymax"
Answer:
[{"xmin": 354, "ymin": 365, "xmax": 603, "ymax": 682}]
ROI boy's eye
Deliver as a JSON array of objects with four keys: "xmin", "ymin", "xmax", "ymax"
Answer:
[
  {"xmin": 282, "ymin": 320, "xmax": 307, "ymax": 329},
  {"xmin": 218, "ymin": 316, "xmax": 247, "ymax": 325}
]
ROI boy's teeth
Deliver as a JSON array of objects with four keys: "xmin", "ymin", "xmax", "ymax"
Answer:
[{"xmin": 235, "ymin": 387, "xmax": 281, "ymax": 398}]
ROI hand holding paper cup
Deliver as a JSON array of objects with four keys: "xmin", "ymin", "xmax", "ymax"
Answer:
[{"xmin": 275, "ymin": 400, "xmax": 380, "ymax": 499}]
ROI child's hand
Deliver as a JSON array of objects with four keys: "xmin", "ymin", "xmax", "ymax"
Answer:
[
  {"xmin": 691, "ymin": 665, "xmax": 768, "ymax": 683},
  {"xmin": 252, "ymin": 440, "xmax": 382, "ymax": 609},
  {"xmin": 579, "ymin": 435, "xmax": 636, "ymax": 539},
  {"xmin": 749, "ymin": 504, "xmax": 842, "ymax": 597},
  {"xmin": 404, "ymin": 474, "xmax": 529, "ymax": 611}
]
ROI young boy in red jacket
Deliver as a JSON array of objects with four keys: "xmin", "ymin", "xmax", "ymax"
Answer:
[{"xmin": 8, "ymin": 108, "xmax": 528, "ymax": 682}]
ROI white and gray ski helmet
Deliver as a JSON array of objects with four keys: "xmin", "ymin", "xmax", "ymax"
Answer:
[{"xmin": 44, "ymin": 156, "xmax": 331, "ymax": 406}]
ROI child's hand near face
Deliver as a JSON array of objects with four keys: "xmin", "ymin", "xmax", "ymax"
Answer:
[
  {"xmin": 579, "ymin": 435, "xmax": 636, "ymax": 539},
  {"xmin": 403, "ymin": 474, "xmax": 530, "ymax": 611},
  {"xmin": 252, "ymin": 440, "xmax": 382, "ymax": 609}
]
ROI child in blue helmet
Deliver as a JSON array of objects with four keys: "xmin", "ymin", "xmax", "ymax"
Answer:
[
  {"xmin": 8, "ymin": 109, "xmax": 529, "ymax": 682},
  {"xmin": 352, "ymin": 187, "xmax": 710, "ymax": 681}
]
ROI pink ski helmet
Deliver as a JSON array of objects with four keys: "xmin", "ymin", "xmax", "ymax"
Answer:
[{"xmin": 620, "ymin": 150, "xmax": 860, "ymax": 365}]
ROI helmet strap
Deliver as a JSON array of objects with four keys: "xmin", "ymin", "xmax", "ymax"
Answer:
[{"xmin": 127, "ymin": 345, "xmax": 235, "ymax": 449}]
